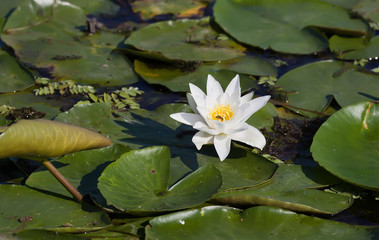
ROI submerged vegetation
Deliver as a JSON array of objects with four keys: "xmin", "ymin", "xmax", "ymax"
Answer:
[{"xmin": 0, "ymin": 0, "xmax": 378, "ymax": 239}]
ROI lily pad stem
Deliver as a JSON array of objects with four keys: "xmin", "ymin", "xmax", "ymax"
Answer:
[{"xmin": 42, "ymin": 160, "xmax": 83, "ymax": 202}]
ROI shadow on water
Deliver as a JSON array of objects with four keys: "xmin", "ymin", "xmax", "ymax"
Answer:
[{"xmin": 115, "ymin": 112, "xmax": 201, "ymax": 171}]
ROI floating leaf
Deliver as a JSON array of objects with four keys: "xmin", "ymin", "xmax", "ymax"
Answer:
[
  {"xmin": 26, "ymin": 144, "xmax": 130, "ymax": 204},
  {"xmin": 212, "ymin": 164, "xmax": 352, "ymax": 214},
  {"xmin": 0, "ymin": 49, "xmax": 34, "ymax": 92},
  {"xmin": 330, "ymin": 35, "xmax": 379, "ymax": 59},
  {"xmin": 124, "ymin": 17, "xmax": 245, "ymax": 62},
  {"xmin": 0, "ymin": 184, "xmax": 110, "ymax": 233},
  {"xmin": 146, "ymin": 205, "xmax": 378, "ymax": 240},
  {"xmin": 134, "ymin": 55, "xmax": 276, "ymax": 92},
  {"xmin": 278, "ymin": 60, "xmax": 379, "ymax": 116},
  {"xmin": 213, "ymin": 0, "xmax": 368, "ymax": 54},
  {"xmin": 311, "ymin": 101, "xmax": 379, "ymax": 190},
  {"xmin": 98, "ymin": 146, "xmax": 222, "ymax": 213},
  {"xmin": 130, "ymin": 0, "xmax": 211, "ymax": 19},
  {"xmin": 1, "ymin": 0, "xmax": 138, "ymax": 86},
  {"xmin": 0, "ymin": 119, "xmax": 112, "ymax": 159}
]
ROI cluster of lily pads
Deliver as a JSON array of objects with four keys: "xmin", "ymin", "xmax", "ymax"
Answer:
[{"xmin": 0, "ymin": 0, "xmax": 378, "ymax": 239}]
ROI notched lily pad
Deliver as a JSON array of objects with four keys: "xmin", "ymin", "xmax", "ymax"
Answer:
[
  {"xmin": 98, "ymin": 146, "xmax": 222, "ymax": 213},
  {"xmin": 330, "ymin": 35, "xmax": 379, "ymax": 59},
  {"xmin": 211, "ymin": 164, "xmax": 352, "ymax": 214},
  {"xmin": 278, "ymin": 60, "xmax": 379, "ymax": 116},
  {"xmin": 311, "ymin": 101, "xmax": 379, "ymax": 190},
  {"xmin": 124, "ymin": 17, "xmax": 246, "ymax": 62},
  {"xmin": 213, "ymin": 0, "xmax": 368, "ymax": 54}
]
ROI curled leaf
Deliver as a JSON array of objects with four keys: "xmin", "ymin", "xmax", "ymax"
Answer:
[{"xmin": 0, "ymin": 119, "xmax": 112, "ymax": 159}]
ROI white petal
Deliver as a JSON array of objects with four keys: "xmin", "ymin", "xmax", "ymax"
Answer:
[
  {"xmin": 170, "ymin": 113, "xmax": 204, "ymax": 126},
  {"xmin": 193, "ymin": 121, "xmax": 219, "ymax": 135},
  {"xmin": 214, "ymin": 134, "xmax": 231, "ymax": 161},
  {"xmin": 240, "ymin": 92, "xmax": 253, "ymax": 105},
  {"xmin": 192, "ymin": 131, "xmax": 214, "ymax": 150},
  {"xmin": 225, "ymin": 74, "xmax": 241, "ymax": 102},
  {"xmin": 206, "ymin": 75, "xmax": 223, "ymax": 101},
  {"xmin": 238, "ymin": 95, "xmax": 271, "ymax": 123},
  {"xmin": 186, "ymin": 93, "xmax": 199, "ymax": 114},
  {"xmin": 189, "ymin": 83, "xmax": 206, "ymax": 108},
  {"xmin": 230, "ymin": 124, "xmax": 266, "ymax": 150}
]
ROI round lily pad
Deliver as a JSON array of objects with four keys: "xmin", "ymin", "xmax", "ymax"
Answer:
[
  {"xmin": 124, "ymin": 17, "xmax": 245, "ymax": 62},
  {"xmin": 213, "ymin": 0, "xmax": 368, "ymax": 54},
  {"xmin": 98, "ymin": 146, "xmax": 222, "ymax": 213},
  {"xmin": 311, "ymin": 101, "xmax": 379, "ymax": 190}
]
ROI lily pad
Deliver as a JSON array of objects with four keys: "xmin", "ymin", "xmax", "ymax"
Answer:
[
  {"xmin": 26, "ymin": 144, "xmax": 130, "ymax": 203},
  {"xmin": 0, "ymin": 91, "xmax": 62, "ymax": 119},
  {"xmin": 212, "ymin": 164, "xmax": 352, "ymax": 214},
  {"xmin": 352, "ymin": 0, "xmax": 379, "ymax": 23},
  {"xmin": 0, "ymin": 184, "xmax": 111, "ymax": 233},
  {"xmin": 278, "ymin": 60, "xmax": 379, "ymax": 116},
  {"xmin": 213, "ymin": 0, "xmax": 368, "ymax": 54},
  {"xmin": 130, "ymin": 0, "xmax": 211, "ymax": 19},
  {"xmin": 1, "ymin": 0, "xmax": 138, "ymax": 86},
  {"xmin": 0, "ymin": 49, "xmax": 34, "ymax": 92},
  {"xmin": 65, "ymin": 0, "xmax": 120, "ymax": 15},
  {"xmin": 330, "ymin": 35, "xmax": 379, "ymax": 59},
  {"xmin": 124, "ymin": 17, "xmax": 246, "ymax": 62},
  {"xmin": 98, "ymin": 146, "xmax": 222, "ymax": 213},
  {"xmin": 146, "ymin": 205, "xmax": 378, "ymax": 240},
  {"xmin": 311, "ymin": 101, "xmax": 379, "ymax": 190},
  {"xmin": 134, "ymin": 55, "xmax": 276, "ymax": 92}
]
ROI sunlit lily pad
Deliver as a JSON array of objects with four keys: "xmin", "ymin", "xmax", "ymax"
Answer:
[
  {"xmin": 213, "ymin": 0, "xmax": 368, "ymax": 54},
  {"xmin": 311, "ymin": 101, "xmax": 379, "ymax": 190},
  {"xmin": 130, "ymin": 0, "xmax": 211, "ymax": 19},
  {"xmin": 1, "ymin": 0, "xmax": 138, "ymax": 86},
  {"xmin": 98, "ymin": 146, "xmax": 222, "ymax": 213},
  {"xmin": 0, "ymin": 184, "xmax": 110, "ymax": 233},
  {"xmin": 134, "ymin": 55, "xmax": 276, "ymax": 92},
  {"xmin": 278, "ymin": 60, "xmax": 379, "ymax": 116},
  {"xmin": 212, "ymin": 164, "xmax": 352, "ymax": 214},
  {"xmin": 124, "ymin": 17, "xmax": 246, "ymax": 62},
  {"xmin": 146, "ymin": 205, "xmax": 378, "ymax": 239},
  {"xmin": 0, "ymin": 50, "xmax": 34, "ymax": 92}
]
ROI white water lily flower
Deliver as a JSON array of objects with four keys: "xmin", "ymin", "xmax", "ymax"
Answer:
[{"xmin": 170, "ymin": 74, "xmax": 271, "ymax": 161}]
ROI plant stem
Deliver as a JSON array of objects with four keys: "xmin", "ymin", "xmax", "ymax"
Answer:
[{"xmin": 42, "ymin": 160, "xmax": 83, "ymax": 202}]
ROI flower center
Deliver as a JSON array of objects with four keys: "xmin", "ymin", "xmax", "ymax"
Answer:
[{"xmin": 210, "ymin": 104, "xmax": 233, "ymax": 122}]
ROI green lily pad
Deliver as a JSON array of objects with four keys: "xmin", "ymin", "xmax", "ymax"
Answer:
[
  {"xmin": 0, "ymin": 91, "xmax": 62, "ymax": 119},
  {"xmin": 352, "ymin": 0, "xmax": 379, "ymax": 23},
  {"xmin": 212, "ymin": 164, "xmax": 352, "ymax": 214},
  {"xmin": 130, "ymin": 0, "xmax": 211, "ymax": 19},
  {"xmin": 26, "ymin": 144, "xmax": 130, "ymax": 203},
  {"xmin": 0, "ymin": 50, "xmax": 34, "ymax": 92},
  {"xmin": 98, "ymin": 146, "xmax": 222, "ymax": 213},
  {"xmin": 134, "ymin": 55, "xmax": 276, "ymax": 92},
  {"xmin": 1, "ymin": 0, "xmax": 138, "ymax": 86},
  {"xmin": 311, "ymin": 101, "xmax": 379, "ymax": 190},
  {"xmin": 213, "ymin": 0, "xmax": 368, "ymax": 54},
  {"xmin": 146, "ymin": 205, "xmax": 378, "ymax": 240},
  {"xmin": 330, "ymin": 35, "xmax": 379, "ymax": 59},
  {"xmin": 65, "ymin": 0, "xmax": 120, "ymax": 15},
  {"xmin": 278, "ymin": 60, "xmax": 379, "ymax": 116},
  {"xmin": 124, "ymin": 17, "xmax": 246, "ymax": 62},
  {"xmin": 320, "ymin": 0, "xmax": 359, "ymax": 8},
  {"xmin": 2, "ymin": 230, "xmax": 86, "ymax": 240},
  {"xmin": 0, "ymin": 184, "xmax": 111, "ymax": 233}
]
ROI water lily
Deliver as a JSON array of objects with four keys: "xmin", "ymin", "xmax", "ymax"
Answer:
[{"xmin": 170, "ymin": 74, "xmax": 270, "ymax": 161}]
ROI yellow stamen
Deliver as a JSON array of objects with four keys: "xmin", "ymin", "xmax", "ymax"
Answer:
[{"xmin": 210, "ymin": 104, "xmax": 233, "ymax": 122}]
